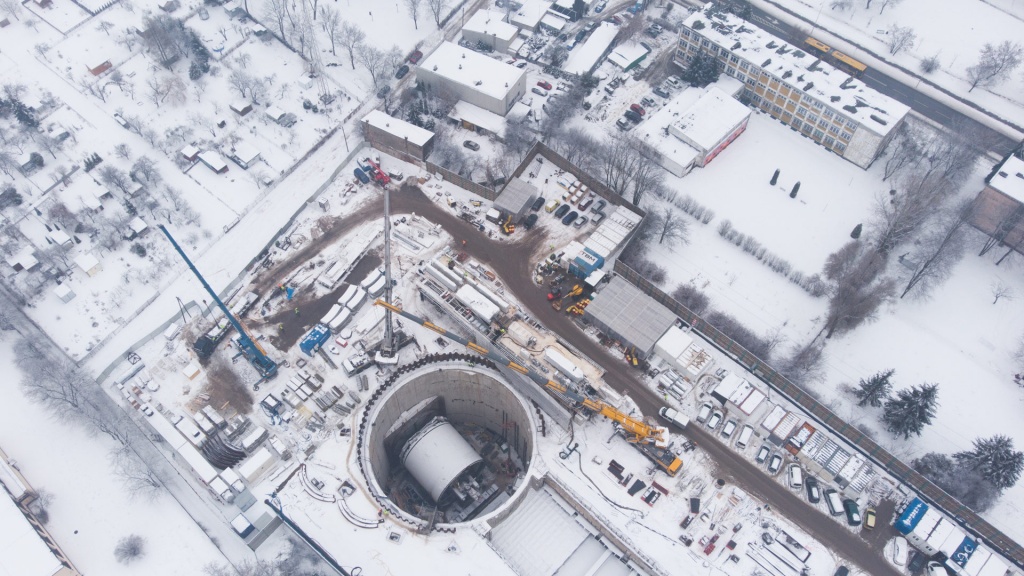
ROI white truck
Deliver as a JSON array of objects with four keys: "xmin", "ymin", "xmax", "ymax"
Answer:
[{"xmin": 658, "ymin": 407, "xmax": 689, "ymax": 429}]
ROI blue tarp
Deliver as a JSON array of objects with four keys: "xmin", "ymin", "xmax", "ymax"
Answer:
[{"xmin": 895, "ymin": 498, "xmax": 929, "ymax": 535}]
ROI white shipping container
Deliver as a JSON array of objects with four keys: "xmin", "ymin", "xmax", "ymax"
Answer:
[
  {"xmin": 347, "ymin": 287, "xmax": 367, "ymax": 310},
  {"xmin": 427, "ymin": 266, "xmax": 458, "ymax": 291},
  {"xmin": 367, "ymin": 275, "xmax": 387, "ymax": 297},
  {"xmin": 543, "ymin": 347, "xmax": 584, "ymax": 382},
  {"xmin": 338, "ymin": 284, "xmax": 359, "ymax": 307},
  {"xmin": 321, "ymin": 304, "xmax": 343, "ymax": 325},
  {"xmin": 329, "ymin": 308, "xmax": 352, "ymax": 332}
]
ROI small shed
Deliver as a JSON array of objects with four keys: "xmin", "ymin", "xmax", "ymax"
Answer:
[
  {"xmin": 49, "ymin": 230, "xmax": 72, "ymax": 247},
  {"xmin": 230, "ymin": 101, "xmax": 253, "ymax": 116},
  {"xmin": 128, "ymin": 216, "xmax": 148, "ymax": 237},
  {"xmin": 75, "ymin": 252, "xmax": 102, "ymax": 276},
  {"xmin": 493, "ymin": 178, "xmax": 539, "ymax": 223},
  {"xmin": 229, "ymin": 143, "xmax": 261, "ymax": 169},
  {"xmin": 53, "ymin": 283, "xmax": 76, "ymax": 303},
  {"xmin": 6, "ymin": 247, "xmax": 39, "ymax": 272},
  {"xmin": 181, "ymin": 144, "xmax": 200, "ymax": 162},
  {"xmin": 264, "ymin": 106, "xmax": 287, "ymax": 123},
  {"xmin": 182, "ymin": 362, "xmax": 201, "ymax": 380},
  {"xmin": 198, "ymin": 151, "xmax": 229, "ymax": 174},
  {"xmin": 126, "ymin": 180, "xmax": 145, "ymax": 197},
  {"xmin": 88, "ymin": 58, "xmax": 112, "ymax": 76},
  {"xmin": 297, "ymin": 75, "xmax": 314, "ymax": 90}
]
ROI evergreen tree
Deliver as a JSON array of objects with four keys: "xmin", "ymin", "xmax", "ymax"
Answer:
[
  {"xmin": 853, "ymin": 368, "xmax": 894, "ymax": 407},
  {"xmin": 851, "ymin": 223, "xmax": 863, "ymax": 239},
  {"xmin": 790, "ymin": 182, "xmax": 800, "ymax": 198},
  {"xmin": 682, "ymin": 52, "xmax": 722, "ymax": 88},
  {"xmin": 883, "ymin": 383, "xmax": 939, "ymax": 439},
  {"xmin": 954, "ymin": 435, "xmax": 1024, "ymax": 490},
  {"xmin": 770, "ymin": 169, "xmax": 779, "ymax": 185}
]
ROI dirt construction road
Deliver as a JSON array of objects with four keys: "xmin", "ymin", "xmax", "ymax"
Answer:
[{"xmin": 254, "ymin": 183, "xmax": 901, "ymax": 575}]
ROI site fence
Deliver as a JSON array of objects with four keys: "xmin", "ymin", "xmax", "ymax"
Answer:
[
  {"xmin": 425, "ymin": 160, "xmax": 499, "ymax": 200},
  {"xmin": 613, "ymin": 260, "xmax": 1024, "ymax": 570}
]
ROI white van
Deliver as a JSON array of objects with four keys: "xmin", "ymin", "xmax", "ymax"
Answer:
[
  {"xmin": 658, "ymin": 407, "xmax": 689, "ymax": 428},
  {"xmin": 788, "ymin": 464, "xmax": 804, "ymax": 489},
  {"xmin": 735, "ymin": 425, "xmax": 754, "ymax": 450}
]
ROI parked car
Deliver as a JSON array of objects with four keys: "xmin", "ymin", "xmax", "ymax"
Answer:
[
  {"xmin": 545, "ymin": 199, "xmax": 561, "ymax": 212},
  {"xmin": 624, "ymin": 109, "xmax": 642, "ymax": 123},
  {"xmin": 843, "ymin": 499, "xmax": 861, "ymax": 526},
  {"xmin": 554, "ymin": 204, "xmax": 570, "ymax": 218},
  {"xmin": 805, "ymin": 476, "xmax": 821, "ymax": 503},
  {"xmin": 788, "ymin": 464, "xmax": 803, "ymax": 489},
  {"xmin": 354, "ymin": 167, "xmax": 370, "ymax": 184},
  {"xmin": 593, "ymin": 199, "xmax": 607, "ymax": 212},
  {"xmin": 524, "ymin": 213, "xmax": 538, "ymax": 230},
  {"xmin": 653, "ymin": 86, "xmax": 671, "ymax": 98},
  {"xmin": 463, "ymin": 140, "xmax": 481, "ymax": 151},
  {"xmin": 666, "ymin": 75, "xmax": 682, "ymax": 88},
  {"xmin": 516, "ymin": 61, "xmax": 528, "ymax": 68},
  {"xmin": 755, "ymin": 445, "xmax": 770, "ymax": 464},
  {"xmin": 630, "ymin": 103, "xmax": 646, "ymax": 116},
  {"xmin": 908, "ymin": 551, "xmax": 926, "ymax": 575},
  {"xmin": 377, "ymin": 85, "xmax": 391, "ymax": 99},
  {"xmin": 864, "ymin": 507, "xmax": 877, "ymax": 530},
  {"xmin": 531, "ymin": 196, "xmax": 546, "ymax": 211},
  {"xmin": 532, "ymin": 87, "xmax": 549, "ymax": 97},
  {"xmin": 395, "ymin": 65, "xmax": 410, "ymax": 79},
  {"xmin": 616, "ymin": 117, "xmax": 632, "ymax": 130},
  {"xmin": 706, "ymin": 410, "xmax": 723, "ymax": 430},
  {"xmin": 767, "ymin": 453, "xmax": 783, "ymax": 474},
  {"xmin": 696, "ymin": 402, "xmax": 713, "ymax": 423},
  {"xmin": 537, "ymin": 80, "xmax": 553, "ymax": 90},
  {"xmin": 720, "ymin": 419, "xmax": 737, "ymax": 438},
  {"xmin": 561, "ymin": 210, "xmax": 578, "ymax": 225},
  {"xmin": 834, "ymin": 568, "xmax": 849, "ymax": 576},
  {"xmin": 408, "ymin": 50, "xmax": 423, "ymax": 64},
  {"xmin": 573, "ymin": 215, "xmax": 588, "ymax": 227},
  {"xmin": 594, "ymin": 0, "xmax": 606, "ymax": 12},
  {"xmin": 197, "ymin": 6, "xmax": 209, "ymax": 19},
  {"xmin": 641, "ymin": 97, "xmax": 656, "ymax": 108}
]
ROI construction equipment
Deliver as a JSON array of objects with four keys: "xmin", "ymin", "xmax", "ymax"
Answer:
[
  {"xmin": 551, "ymin": 284, "xmax": 582, "ymax": 311},
  {"xmin": 159, "ymin": 225, "xmax": 278, "ymax": 382},
  {"xmin": 373, "ymin": 299, "xmax": 682, "ymax": 475},
  {"xmin": 501, "ymin": 214, "xmax": 515, "ymax": 235},
  {"xmin": 365, "ymin": 158, "xmax": 391, "ymax": 188}
]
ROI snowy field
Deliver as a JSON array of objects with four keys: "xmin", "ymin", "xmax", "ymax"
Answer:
[{"xmin": 759, "ymin": 0, "xmax": 1024, "ymax": 134}]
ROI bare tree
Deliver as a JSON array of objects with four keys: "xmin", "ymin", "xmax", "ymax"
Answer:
[
  {"xmin": 47, "ymin": 201, "xmax": 77, "ymax": 229},
  {"xmin": 900, "ymin": 199, "xmax": 974, "ymax": 299},
  {"xmin": 979, "ymin": 203, "xmax": 1024, "ymax": 256},
  {"xmin": 139, "ymin": 15, "xmax": 190, "ymax": 67},
  {"xmin": 551, "ymin": 126, "xmax": 599, "ymax": 171},
  {"xmin": 357, "ymin": 44, "xmax": 393, "ymax": 90},
  {"xmin": 0, "ymin": 0, "xmax": 22, "ymax": 21},
  {"xmin": 114, "ymin": 534, "xmax": 146, "ymax": 564},
  {"xmin": 776, "ymin": 341, "xmax": 825, "ymax": 385},
  {"xmin": 966, "ymin": 41, "xmax": 1024, "ymax": 92},
  {"xmin": 14, "ymin": 340, "xmax": 88, "ymax": 420},
  {"xmin": 886, "ymin": 25, "xmax": 916, "ymax": 55},
  {"xmin": 339, "ymin": 21, "xmax": 366, "ymax": 70},
  {"xmin": 875, "ymin": 0, "xmax": 904, "ymax": 13},
  {"xmin": 320, "ymin": 5, "xmax": 341, "ymax": 55},
  {"xmin": 110, "ymin": 446, "xmax": 163, "ymax": 500},
  {"xmin": 263, "ymin": 0, "xmax": 291, "ymax": 42},
  {"xmin": 404, "ymin": 0, "xmax": 423, "ymax": 29},
  {"xmin": 426, "ymin": 0, "xmax": 447, "ymax": 27},
  {"xmin": 99, "ymin": 166, "xmax": 132, "ymax": 195},
  {"xmin": 991, "ymin": 281, "xmax": 1014, "ymax": 304},
  {"xmin": 651, "ymin": 207, "xmax": 688, "ymax": 246},
  {"xmin": 830, "ymin": 0, "xmax": 853, "ymax": 10},
  {"xmin": 870, "ymin": 170, "xmax": 948, "ymax": 255},
  {"xmin": 882, "ymin": 124, "xmax": 921, "ymax": 181},
  {"xmin": 131, "ymin": 156, "xmax": 161, "ymax": 186},
  {"xmin": 821, "ymin": 241, "xmax": 895, "ymax": 338},
  {"xmin": 114, "ymin": 143, "xmax": 132, "ymax": 160}
]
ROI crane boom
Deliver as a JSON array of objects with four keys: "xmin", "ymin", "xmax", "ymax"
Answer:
[
  {"xmin": 160, "ymin": 225, "xmax": 278, "ymax": 379},
  {"xmin": 374, "ymin": 299, "xmax": 681, "ymax": 475}
]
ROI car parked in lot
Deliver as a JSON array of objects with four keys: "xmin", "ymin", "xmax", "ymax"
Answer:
[
  {"xmin": 593, "ymin": 199, "xmax": 607, "ymax": 212},
  {"xmin": 720, "ymin": 419, "xmax": 737, "ymax": 439},
  {"xmin": 755, "ymin": 445, "xmax": 770, "ymax": 464},
  {"xmin": 594, "ymin": 0, "xmax": 606, "ymax": 11},
  {"xmin": 573, "ymin": 215, "xmax": 588, "ymax": 227},
  {"xmin": 554, "ymin": 204, "xmax": 570, "ymax": 218},
  {"xmin": 531, "ymin": 196, "xmax": 546, "ymax": 211},
  {"xmin": 788, "ymin": 464, "xmax": 803, "ymax": 489},
  {"xmin": 524, "ymin": 213, "xmax": 538, "ymax": 230},
  {"xmin": 630, "ymin": 103, "xmax": 646, "ymax": 116},
  {"xmin": 408, "ymin": 50, "xmax": 423, "ymax": 64},
  {"xmin": 696, "ymin": 402, "xmax": 713, "ymax": 423},
  {"xmin": 616, "ymin": 117, "xmax": 632, "ymax": 131},
  {"xmin": 805, "ymin": 476, "xmax": 821, "ymax": 503},
  {"xmin": 843, "ymin": 499, "xmax": 861, "ymax": 526},
  {"xmin": 463, "ymin": 140, "xmax": 480, "ymax": 151},
  {"xmin": 624, "ymin": 109, "xmax": 642, "ymax": 123},
  {"xmin": 864, "ymin": 508, "xmax": 876, "ymax": 530},
  {"xmin": 706, "ymin": 410, "xmax": 723, "ymax": 430},
  {"xmin": 545, "ymin": 199, "xmax": 560, "ymax": 212},
  {"xmin": 395, "ymin": 64, "xmax": 410, "ymax": 79},
  {"xmin": 561, "ymin": 210, "xmax": 578, "ymax": 225},
  {"xmin": 641, "ymin": 97, "xmax": 656, "ymax": 108},
  {"xmin": 653, "ymin": 86, "xmax": 670, "ymax": 98},
  {"xmin": 537, "ymin": 80, "xmax": 553, "ymax": 90},
  {"xmin": 767, "ymin": 453, "xmax": 783, "ymax": 474},
  {"xmin": 532, "ymin": 87, "xmax": 549, "ymax": 97}
]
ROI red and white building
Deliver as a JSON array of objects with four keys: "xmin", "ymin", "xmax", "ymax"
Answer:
[{"xmin": 669, "ymin": 87, "xmax": 750, "ymax": 168}]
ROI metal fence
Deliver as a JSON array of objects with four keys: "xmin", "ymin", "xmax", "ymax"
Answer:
[
  {"xmin": 612, "ymin": 260, "xmax": 1024, "ymax": 570},
  {"xmin": 425, "ymin": 161, "xmax": 499, "ymax": 200}
]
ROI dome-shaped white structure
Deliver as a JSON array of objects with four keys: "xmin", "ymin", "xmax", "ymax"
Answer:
[{"xmin": 400, "ymin": 416, "xmax": 483, "ymax": 502}]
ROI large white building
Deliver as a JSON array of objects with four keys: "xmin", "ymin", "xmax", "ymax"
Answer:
[
  {"xmin": 417, "ymin": 42, "xmax": 528, "ymax": 116},
  {"xmin": 675, "ymin": 5, "xmax": 909, "ymax": 168},
  {"xmin": 669, "ymin": 87, "xmax": 750, "ymax": 168}
]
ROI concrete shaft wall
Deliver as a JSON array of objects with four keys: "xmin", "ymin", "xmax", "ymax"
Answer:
[{"xmin": 365, "ymin": 365, "xmax": 535, "ymax": 500}]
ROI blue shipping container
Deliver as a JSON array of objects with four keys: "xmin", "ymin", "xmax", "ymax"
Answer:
[
  {"xmin": 299, "ymin": 324, "xmax": 332, "ymax": 356},
  {"xmin": 949, "ymin": 537, "xmax": 977, "ymax": 568},
  {"xmin": 895, "ymin": 498, "xmax": 929, "ymax": 535}
]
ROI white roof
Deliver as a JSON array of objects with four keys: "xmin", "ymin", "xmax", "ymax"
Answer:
[
  {"xmin": 238, "ymin": 446, "xmax": 275, "ymax": 480},
  {"xmin": 684, "ymin": 5, "xmax": 909, "ymax": 136},
  {"xmin": 456, "ymin": 284, "xmax": 500, "ymax": 321},
  {"xmin": 0, "ymin": 459, "xmax": 27, "ymax": 501},
  {"xmin": 52, "ymin": 283, "xmax": 74, "ymax": 300},
  {"xmin": 177, "ymin": 443, "xmax": 219, "ymax": 484},
  {"xmin": 199, "ymin": 151, "xmax": 228, "ymax": 170},
  {"xmin": 539, "ymin": 13, "xmax": 567, "ymax": 31},
  {"xmin": 0, "ymin": 490, "xmax": 65, "ymax": 576},
  {"xmin": 74, "ymin": 252, "xmax": 100, "ymax": 272},
  {"xmin": 232, "ymin": 142, "xmax": 260, "ymax": 163},
  {"xmin": 181, "ymin": 144, "xmax": 200, "ymax": 157},
  {"xmin": 362, "ymin": 110, "xmax": 434, "ymax": 146},
  {"xmin": 511, "ymin": 0, "xmax": 551, "ymax": 28},
  {"xmin": 419, "ymin": 42, "xmax": 526, "ymax": 100},
  {"xmin": 562, "ymin": 22, "xmax": 618, "ymax": 75},
  {"xmin": 129, "ymin": 216, "xmax": 147, "ymax": 234},
  {"xmin": 990, "ymin": 155, "xmax": 1024, "ymax": 203},
  {"xmin": 655, "ymin": 326, "xmax": 694, "ymax": 361},
  {"xmin": 606, "ymin": 41, "xmax": 650, "ymax": 69},
  {"xmin": 669, "ymin": 87, "xmax": 750, "ymax": 151},
  {"xmin": 264, "ymin": 106, "xmax": 286, "ymax": 120},
  {"xmin": 49, "ymin": 230, "xmax": 71, "ymax": 245},
  {"xmin": 5, "ymin": 246, "xmax": 37, "ymax": 270},
  {"xmin": 450, "ymin": 101, "xmax": 507, "ymax": 136},
  {"xmin": 463, "ymin": 10, "xmax": 519, "ymax": 42}
]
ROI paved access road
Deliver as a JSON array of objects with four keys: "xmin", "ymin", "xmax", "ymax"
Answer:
[{"xmin": 379, "ymin": 185, "xmax": 902, "ymax": 576}]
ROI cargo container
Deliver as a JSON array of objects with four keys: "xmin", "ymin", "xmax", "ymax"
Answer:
[
  {"xmin": 299, "ymin": 324, "xmax": 332, "ymax": 356},
  {"xmin": 895, "ymin": 498, "xmax": 930, "ymax": 535},
  {"xmin": 544, "ymin": 347, "xmax": 584, "ymax": 382}
]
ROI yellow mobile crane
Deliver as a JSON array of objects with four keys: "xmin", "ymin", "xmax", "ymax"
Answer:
[{"xmin": 374, "ymin": 300, "xmax": 683, "ymax": 476}]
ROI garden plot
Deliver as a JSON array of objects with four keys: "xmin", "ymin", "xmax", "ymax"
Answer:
[{"xmin": 24, "ymin": 0, "xmax": 92, "ymax": 34}]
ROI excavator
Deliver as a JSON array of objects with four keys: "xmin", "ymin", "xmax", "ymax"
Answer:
[
  {"xmin": 551, "ymin": 284, "xmax": 583, "ymax": 312},
  {"xmin": 501, "ymin": 214, "xmax": 515, "ymax": 235},
  {"xmin": 373, "ymin": 299, "xmax": 683, "ymax": 476}
]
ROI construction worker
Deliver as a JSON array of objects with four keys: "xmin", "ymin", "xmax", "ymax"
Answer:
[{"xmin": 294, "ymin": 307, "xmax": 300, "ymax": 315}]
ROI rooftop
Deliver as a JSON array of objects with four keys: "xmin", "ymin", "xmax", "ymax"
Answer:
[
  {"xmin": 511, "ymin": 0, "xmax": 551, "ymax": 29},
  {"xmin": 450, "ymin": 101, "xmax": 506, "ymax": 136},
  {"xmin": 462, "ymin": 10, "xmax": 519, "ymax": 42},
  {"xmin": 586, "ymin": 275, "xmax": 675, "ymax": 355},
  {"xmin": 362, "ymin": 110, "xmax": 435, "ymax": 146},
  {"xmin": 494, "ymin": 178, "xmax": 538, "ymax": 213},
  {"xmin": 670, "ymin": 87, "xmax": 750, "ymax": 151},
  {"xmin": 418, "ymin": 42, "xmax": 526, "ymax": 100},
  {"xmin": 683, "ymin": 5, "xmax": 909, "ymax": 137},
  {"xmin": 562, "ymin": 22, "xmax": 618, "ymax": 75},
  {"xmin": 0, "ymin": 488, "xmax": 66, "ymax": 576},
  {"xmin": 606, "ymin": 41, "xmax": 650, "ymax": 69},
  {"xmin": 990, "ymin": 155, "xmax": 1024, "ymax": 204}
]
